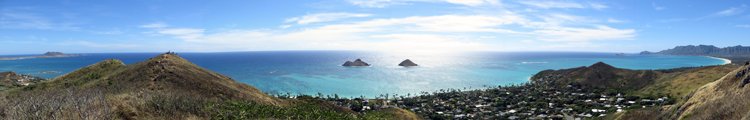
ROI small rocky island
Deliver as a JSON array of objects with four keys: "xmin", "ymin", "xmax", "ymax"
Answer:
[
  {"xmin": 342, "ymin": 59, "xmax": 370, "ymax": 66},
  {"xmin": 398, "ymin": 59, "xmax": 418, "ymax": 67}
]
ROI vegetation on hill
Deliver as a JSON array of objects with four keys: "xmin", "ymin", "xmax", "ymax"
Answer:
[
  {"xmin": 647, "ymin": 45, "xmax": 750, "ymax": 56},
  {"xmin": 531, "ymin": 62, "xmax": 660, "ymax": 91},
  {"xmin": 0, "ymin": 53, "xmax": 418, "ymax": 119}
]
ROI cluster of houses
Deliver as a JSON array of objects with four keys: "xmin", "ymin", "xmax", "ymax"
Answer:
[
  {"xmin": 311, "ymin": 83, "xmax": 672, "ymax": 119},
  {"xmin": 392, "ymin": 84, "xmax": 672, "ymax": 119}
]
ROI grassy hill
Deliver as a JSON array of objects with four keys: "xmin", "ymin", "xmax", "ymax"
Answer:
[
  {"xmin": 0, "ymin": 53, "xmax": 418, "ymax": 119},
  {"xmin": 531, "ymin": 62, "xmax": 661, "ymax": 91},
  {"xmin": 667, "ymin": 63, "xmax": 750, "ymax": 119},
  {"xmin": 605, "ymin": 65, "xmax": 738, "ymax": 120}
]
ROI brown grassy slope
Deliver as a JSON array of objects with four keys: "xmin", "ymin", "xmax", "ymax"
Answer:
[
  {"xmin": 669, "ymin": 64, "xmax": 750, "ymax": 120},
  {"xmin": 363, "ymin": 108, "xmax": 421, "ymax": 120},
  {"xmin": 636, "ymin": 65, "xmax": 739, "ymax": 102},
  {"xmin": 105, "ymin": 53, "xmax": 282, "ymax": 105}
]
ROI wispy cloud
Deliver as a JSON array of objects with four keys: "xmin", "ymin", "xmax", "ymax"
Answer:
[
  {"xmin": 652, "ymin": 2, "xmax": 666, "ymax": 11},
  {"xmin": 698, "ymin": 5, "xmax": 747, "ymax": 20},
  {"xmin": 140, "ymin": 23, "xmax": 205, "ymax": 40},
  {"xmin": 533, "ymin": 26, "xmax": 635, "ymax": 42},
  {"xmin": 736, "ymin": 24, "xmax": 750, "ymax": 28},
  {"xmin": 139, "ymin": 22, "xmax": 168, "ymax": 28},
  {"xmin": 444, "ymin": 0, "xmax": 501, "ymax": 6},
  {"xmin": 713, "ymin": 6, "xmax": 745, "ymax": 17},
  {"xmin": 285, "ymin": 12, "xmax": 372, "ymax": 25},
  {"xmin": 348, "ymin": 0, "xmax": 405, "ymax": 8},
  {"xmin": 518, "ymin": 1, "xmax": 585, "ymax": 9},
  {"xmin": 0, "ymin": 11, "xmax": 79, "ymax": 30},
  {"xmin": 146, "ymin": 11, "xmax": 635, "ymax": 52},
  {"xmin": 607, "ymin": 18, "xmax": 626, "ymax": 23},
  {"xmin": 589, "ymin": 3, "xmax": 609, "ymax": 10},
  {"xmin": 348, "ymin": 0, "xmax": 500, "ymax": 8},
  {"xmin": 60, "ymin": 41, "xmax": 138, "ymax": 48}
]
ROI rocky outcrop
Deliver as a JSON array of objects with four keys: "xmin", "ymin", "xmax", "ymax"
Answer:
[
  {"xmin": 398, "ymin": 59, "xmax": 418, "ymax": 67},
  {"xmin": 342, "ymin": 59, "xmax": 370, "ymax": 66}
]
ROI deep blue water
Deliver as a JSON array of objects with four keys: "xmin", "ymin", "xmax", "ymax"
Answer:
[{"xmin": 0, "ymin": 51, "xmax": 728, "ymax": 98}]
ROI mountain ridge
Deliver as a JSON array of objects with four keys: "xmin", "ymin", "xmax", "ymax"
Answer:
[{"xmin": 642, "ymin": 45, "xmax": 750, "ymax": 63}]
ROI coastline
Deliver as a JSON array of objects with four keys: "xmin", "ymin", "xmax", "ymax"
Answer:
[
  {"xmin": 0, "ymin": 55, "xmax": 79, "ymax": 61},
  {"xmin": 707, "ymin": 56, "xmax": 732, "ymax": 65}
]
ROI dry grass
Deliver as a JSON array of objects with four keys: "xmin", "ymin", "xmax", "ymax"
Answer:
[
  {"xmin": 671, "ymin": 65, "xmax": 750, "ymax": 120},
  {"xmin": 0, "ymin": 87, "xmax": 111, "ymax": 119},
  {"xmin": 635, "ymin": 65, "xmax": 739, "ymax": 102}
]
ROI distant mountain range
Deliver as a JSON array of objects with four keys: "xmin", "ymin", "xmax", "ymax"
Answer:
[{"xmin": 642, "ymin": 45, "xmax": 750, "ymax": 57}]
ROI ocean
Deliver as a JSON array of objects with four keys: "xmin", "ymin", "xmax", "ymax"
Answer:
[{"xmin": 0, "ymin": 51, "xmax": 728, "ymax": 98}]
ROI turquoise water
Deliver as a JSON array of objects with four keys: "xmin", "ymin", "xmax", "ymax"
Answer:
[{"xmin": 0, "ymin": 51, "xmax": 728, "ymax": 98}]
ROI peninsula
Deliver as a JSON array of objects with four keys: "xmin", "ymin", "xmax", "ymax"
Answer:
[{"xmin": 0, "ymin": 52, "xmax": 79, "ymax": 60}]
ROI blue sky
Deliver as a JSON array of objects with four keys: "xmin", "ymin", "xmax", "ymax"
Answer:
[{"xmin": 1, "ymin": 0, "xmax": 749, "ymax": 55}]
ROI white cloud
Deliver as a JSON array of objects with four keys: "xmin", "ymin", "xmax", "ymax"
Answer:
[
  {"xmin": 699, "ymin": 5, "xmax": 747, "ymax": 20},
  {"xmin": 534, "ymin": 26, "xmax": 635, "ymax": 42},
  {"xmin": 519, "ymin": 1, "xmax": 585, "ymax": 9},
  {"xmin": 156, "ymin": 28, "xmax": 204, "ymax": 40},
  {"xmin": 146, "ymin": 11, "xmax": 635, "ymax": 52},
  {"xmin": 139, "ymin": 22, "xmax": 168, "ymax": 28},
  {"xmin": 349, "ymin": 0, "xmax": 403, "ymax": 8},
  {"xmin": 589, "ymin": 3, "xmax": 608, "ymax": 10},
  {"xmin": 140, "ymin": 23, "xmax": 205, "ymax": 40},
  {"xmin": 0, "ymin": 12, "xmax": 78, "ymax": 30},
  {"xmin": 285, "ymin": 12, "xmax": 372, "ymax": 25},
  {"xmin": 60, "ymin": 41, "xmax": 138, "ymax": 48},
  {"xmin": 348, "ymin": 0, "xmax": 500, "ymax": 8},
  {"xmin": 652, "ymin": 2, "xmax": 666, "ymax": 11},
  {"xmin": 607, "ymin": 18, "xmax": 626, "ymax": 23},
  {"xmin": 444, "ymin": 0, "xmax": 501, "ymax": 6},
  {"xmin": 714, "ymin": 7, "xmax": 745, "ymax": 16}
]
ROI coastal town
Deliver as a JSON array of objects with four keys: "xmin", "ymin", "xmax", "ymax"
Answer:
[{"xmin": 303, "ymin": 83, "xmax": 672, "ymax": 119}]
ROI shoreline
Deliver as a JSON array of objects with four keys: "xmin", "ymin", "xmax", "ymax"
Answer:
[
  {"xmin": 707, "ymin": 56, "xmax": 732, "ymax": 65},
  {"xmin": 0, "ymin": 55, "xmax": 79, "ymax": 61}
]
